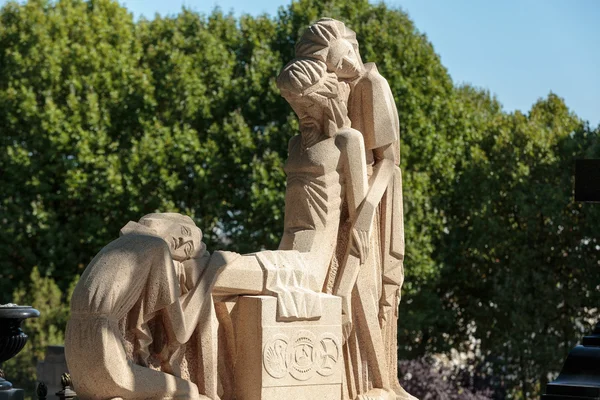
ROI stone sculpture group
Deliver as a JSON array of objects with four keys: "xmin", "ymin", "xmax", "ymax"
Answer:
[{"xmin": 65, "ymin": 18, "xmax": 412, "ymax": 400}]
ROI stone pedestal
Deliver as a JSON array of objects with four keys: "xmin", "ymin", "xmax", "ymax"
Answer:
[
  {"xmin": 0, "ymin": 389, "xmax": 24, "ymax": 400},
  {"xmin": 0, "ymin": 305, "xmax": 40, "ymax": 400},
  {"xmin": 235, "ymin": 295, "xmax": 342, "ymax": 400},
  {"xmin": 36, "ymin": 345, "xmax": 68, "ymax": 396}
]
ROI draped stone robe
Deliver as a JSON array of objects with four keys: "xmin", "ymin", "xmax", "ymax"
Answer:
[
  {"xmin": 346, "ymin": 61, "xmax": 406, "ymax": 398},
  {"xmin": 66, "ymin": 228, "xmax": 224, "ymax": 400}
]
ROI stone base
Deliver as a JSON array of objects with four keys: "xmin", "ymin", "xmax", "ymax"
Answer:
[
  {"xmin": 36, "ymin": 345, "xmax": 69, "ymax": 396},
  {"xmin": 235, "ymin": 295, "xmax": 342, "ymax": 400},
  {"xmin": 0, "ymin": 389, "xmax": 24, "ymax": 400}
]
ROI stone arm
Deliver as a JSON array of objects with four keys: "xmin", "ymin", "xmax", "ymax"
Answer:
[
  {"xmin": 163, "ymin": 253, "xmax": 228, "ymax": 346},
  {"xmin": 373, "ymin": 142, "xmax": 398, "ymax": 166},
  {"xmin": 336, "ymin": 128, "xmax": 368, "ymax": 224},
  {"xmin": 334, "ymin": 127, "xmax": 368, "ymax": 335},
  {"xmin": 371, "ymin": 85, "xmax": 400, "ymax": 167},
  {"xmin": 211, "ymin": 254, "xmax": 264, "ymax": 297},
  {"xmin": 333, "ymin": 158, "xmax": 395, "ymax": 333},
  {"xmin": 208, "ymin": 250, "xmax": 324, "ymax": 320},
  {"xmin": 351, "ymin": 63, "xmax": 400, "ymax": 166}
]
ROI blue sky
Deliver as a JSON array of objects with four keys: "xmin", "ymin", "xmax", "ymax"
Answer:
[{"xmin": 2, "ymin": 0, "xmax": 599, "ymax": 126}]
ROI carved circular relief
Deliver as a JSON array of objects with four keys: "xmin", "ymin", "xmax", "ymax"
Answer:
[
  {"xmin": 288, "ymin": 330, "xmax": 317, "ymax": 381},
  {"xmin": 263, "ymin": 334, "xmax": 289, "ymax": 379},
  {"xmin": 316, "ymin": 333, "xmax": 341, "ymax": 377}
]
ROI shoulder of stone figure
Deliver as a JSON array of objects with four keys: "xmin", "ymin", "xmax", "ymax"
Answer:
[
  {"xmin": 71, "ymin": 232, "xmax": 172, "ymax": 306},
  {"xmin": 335, "ymin": 127, "xmax": 365, "ymax": 149},
  {"xmin": 361, "ymin": 62, "xmax": 394, "ymax": 95},
  {"xmin": 89, "ymin": 233, "xmax": 169, "ymax": 267},
  {"xmin": 118, "ymin": 232, "xmax": 169, "ymax": 252},
  {"xmin": 363, "ymin": 62, "xmax": 379, "ymax": 74},
  {"xmin": 357, "ymin": 62, "xmax": 400, "ymax": 148}
]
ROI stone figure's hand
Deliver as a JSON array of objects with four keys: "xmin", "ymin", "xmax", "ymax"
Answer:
[
  {"xmin": 181, "ymin": 251, "xmax": 210, "ymax": 289},
  {"xmin": 350, "ymin": 228, "xmax": 370, "ymax": 264},
  {"xmin": 342, "ymin": 313, "xmax": 353, "ymax": 343},
  {"xmin": 189, "ymin": 241, "xmax": 207, "ymax": 260}
]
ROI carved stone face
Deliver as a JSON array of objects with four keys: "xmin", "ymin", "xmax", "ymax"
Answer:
[
  {"xmin": 161, "ymin": 222, "xmax": 202, "ymax": 261},
  {"xmin": 287, "ymin": 80, "xmax": 351, "ymax": 139},
  {"xmin": 289, "ymin": 96, "xmax": 327, "ymax": 137},
  {"xmin": 327, "ymin": 39, "xmax": 361, "ymax": 79},
  {"xmin": 141, "ymin": 217, "xmax": 203, "ymax": 261}
]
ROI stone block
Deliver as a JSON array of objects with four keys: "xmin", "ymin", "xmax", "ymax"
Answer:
[
  {"xmin": 235, "ymin": 294, "xmax": 342, "ymax": 400},
  {"xmin": 36, "ymin": 345, "xmax": 68, "ymax": 396}
]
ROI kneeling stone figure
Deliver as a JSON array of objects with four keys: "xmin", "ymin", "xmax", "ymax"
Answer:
[
  {"xmin": 65, "ymin": 212, "xmax": 324, "ymax": 399},
  {"xmin": 65, "ymin": 213, "xmax": 231, "ymax": 400}
]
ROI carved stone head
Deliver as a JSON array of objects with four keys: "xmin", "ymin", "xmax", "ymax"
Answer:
[
  {"xmin": 138, "ymin": 213, "xmax": 203, "ymax": 261},
  {"xmin": 295, "ymin": 18, "xmax": 363, "ymax": 79},
  {"xmin": 277, "ymin": 57, "xmax": 350, "ymax": 138}
]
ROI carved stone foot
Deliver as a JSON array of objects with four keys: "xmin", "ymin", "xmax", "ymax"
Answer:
[
  {"xmin": 356, "ymin": 388, "xmax": 395, "ymax": 400},
  {"xmin": 391, "ymin": 382, "xmax": 418, "ymax": 400}
]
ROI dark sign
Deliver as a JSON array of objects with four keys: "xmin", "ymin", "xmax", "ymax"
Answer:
[{"xmin": 575, "ymin": 160, "xmax": 600, "ymax": 202}]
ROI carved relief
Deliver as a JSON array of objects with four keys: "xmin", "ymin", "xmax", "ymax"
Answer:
[
  {"xmin": 289, "ymin": 330, "xmax": 317, "ymax": 381},
  {"xmin": 263, "ymin": 334, "xmax": 289, "ymax": 379},
  {"xmin": 316, "ymin": 333, "xmax": 341, "ymax": 377},
  {"xmin": 261, "ymin": 330, "xmax": 341, "ymax": 382}
]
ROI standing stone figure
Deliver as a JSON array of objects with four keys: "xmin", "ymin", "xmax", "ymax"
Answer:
[
  {"xmin": 277, "ymin": 55, "xmax": 380, "ymax": 400},
  {"xmin": 276, "ymin": 57, "xmax": 369, "ymax": 288},
  {"xmin": 287, "ymin": 18, "xmax": 410, "ymax": 400}
]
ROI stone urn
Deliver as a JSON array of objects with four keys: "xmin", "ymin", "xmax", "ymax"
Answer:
[{"xmin": 0, "ymin": 304, "xmax": 40, "ymax": 391}]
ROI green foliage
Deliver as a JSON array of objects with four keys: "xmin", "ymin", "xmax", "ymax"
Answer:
[
  {"xmin": 435, "ymin": 93, "xmax": 600, "ymax": 397},
  {"xmin": 0, "ymin": 0, "xmax": 450, "ymax": 287},
  {"xmin": 1, "ymin": 1, "xmax": 599, "ymax": 398}
]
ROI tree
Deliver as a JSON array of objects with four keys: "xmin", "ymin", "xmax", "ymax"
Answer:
[
  {"xmin": 0, "ymin": 0, "xmax": 153, "ymax": 292},
  {"xmin": 436, "ymin": 93, "xmax": 600, "ymax": 397},
  {"xmin": 2, "ymin": 1, "xmax": 599, "ymax": 398},
  {"xmin": 0, "ymin": 0, "xmax": 459, "ymax": 320}
]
